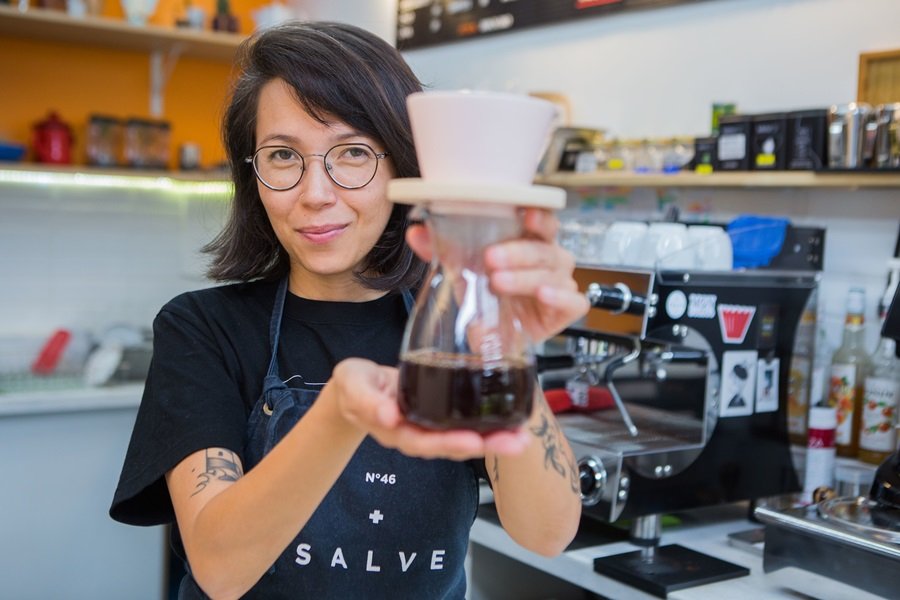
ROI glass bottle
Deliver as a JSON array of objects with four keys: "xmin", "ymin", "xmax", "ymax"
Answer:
[
  {"xmin": 809, "ymin": 323, "xmax": 832, "ymax": 417},
  {"xmin": 788, "ymin": 289, "xmax": 818, "ymax": 446},
  {"xmin": 827, "ymin": 287, "xmax": 873, "ymax": 457},
  {"xmin": 398, "ymin": 204, "xmax": 536, "ymax": 432},
  {"xmin": 212, "ymin": 0, "xmax": 239, "ymax": 32},
  {"xmin": 858, "ymin": 319, "xmax": 900, "ymax": 464}
]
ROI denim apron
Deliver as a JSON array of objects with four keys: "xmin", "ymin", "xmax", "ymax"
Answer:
[{"xmin": 181, "ymin": 278, "xmax": 479, "ymax": 599}]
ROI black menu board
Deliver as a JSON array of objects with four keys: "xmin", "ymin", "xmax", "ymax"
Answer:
[{"xmin": 397, "ymin": 0, "xmax": 704, "ymax": 50}]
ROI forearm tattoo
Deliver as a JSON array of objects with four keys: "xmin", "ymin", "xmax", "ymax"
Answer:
[
  {"xmin": 191, "ymin": 449, "xmax": 243, "ymax": 497},
  {"xmin": 492, "ymin": 455, "xmax": 500, "ymax": 484},
  {"xmin": 530, "ymin": 405, "xmax": 580, "ymax": 495}
]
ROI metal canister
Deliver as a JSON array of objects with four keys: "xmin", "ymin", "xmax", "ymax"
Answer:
[
  {"xmin": 875, "ymin": 102, "xmax": 900, "ymax": 168},
  {"xmin": 843, "ymin": 102, "xmax": 873, "ymax": 169},
  {"xmin": 827, "ymin": 104, "xmax": 849, "ymax": 168}
]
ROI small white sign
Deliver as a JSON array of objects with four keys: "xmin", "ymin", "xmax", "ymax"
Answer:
[
  {"xmin": 720, "ymin": 350, "xmax": 758, "ymax": 417},
  {"xmin": 755, "ymin": 357, "xmax": 780, "ymax": 413}
]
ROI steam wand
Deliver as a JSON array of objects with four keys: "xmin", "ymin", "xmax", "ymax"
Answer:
[{"xmin": 603, "ymin": 339, "xmax": 641, "ymax": 437}]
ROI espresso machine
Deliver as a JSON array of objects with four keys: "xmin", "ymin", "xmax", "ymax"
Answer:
[{"xmin": 537, "ymin": 263, "xmax": 819, "ymax": 596}]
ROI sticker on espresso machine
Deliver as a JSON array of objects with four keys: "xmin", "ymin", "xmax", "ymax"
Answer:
[
  {"xmin": 720, "ymin": 350, "xmax": 758, "ymax": 417},
  {"xmin": 717, "ymin": 303, "xmax": 757, "ymax": 344},
  {"xmin": 755, "ymin": 357, "xmax": 780, "ymax": 413},
  {"xmin": 687, "ymin": 293, "xmax": 717, "ymax": 319}
]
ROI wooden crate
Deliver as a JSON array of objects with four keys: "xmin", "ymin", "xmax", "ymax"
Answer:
[{"xmin": 858, "ymin": 48, "xmax": 900, "ymax": 104}]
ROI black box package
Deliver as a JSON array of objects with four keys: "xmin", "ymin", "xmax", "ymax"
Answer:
[
  {"xmin": 786, "ymin": 109, "xmax": 828, "ymax": 170},
  {"xmin": 692, "ymin": 136, "xmax": 717, "ymax": 171},
  {"xmin": 751, "ymin": 113, "xmax": 788, "ymax": 170},
  {"xmin": 716, "ymin": 114, "xmax": 752, "ymax": 170}
]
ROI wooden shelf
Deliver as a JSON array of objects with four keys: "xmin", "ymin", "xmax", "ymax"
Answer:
[
  {"xmin": 0, "ymin": 5, "xmax": 244, "ymax": 61},
  {"xmin": 536, "ymin": 170, "xmax": 900, "ymax": 189},
  {"xmin": 0, "ymin": 161, "xmax": 230, "ymax": 181},
  {"xmin": 3, "ymin": 163, "xmax": 899, "ymax": 192}
]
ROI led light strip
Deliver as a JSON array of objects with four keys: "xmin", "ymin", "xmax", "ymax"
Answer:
[{"xmin": 0, "ymin": 168, "xmax": 233, "ymax": 196}]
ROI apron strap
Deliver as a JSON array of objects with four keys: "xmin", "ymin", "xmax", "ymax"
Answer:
[
  {"xmin": 265, "ymin": 278, "xmax": 290, "ymax": 379},
  {"xmin": 401, "ymin": 288, "xmax": 415, "ymax": 314}
]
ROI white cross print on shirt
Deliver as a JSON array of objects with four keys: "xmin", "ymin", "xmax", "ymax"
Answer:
[{"xmin": 369, "ymin": 509, "xmax": 384, "ymax": 524}]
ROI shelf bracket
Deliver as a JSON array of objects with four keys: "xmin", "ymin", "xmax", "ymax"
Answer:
[{"xmin": 149, "ymin": 44, "xmax": 184, "ymax": 118}]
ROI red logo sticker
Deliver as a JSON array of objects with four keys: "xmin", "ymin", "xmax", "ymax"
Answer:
[{"xmin": 717, "ymin": 304, "xmax": 756, "ymax": 344}]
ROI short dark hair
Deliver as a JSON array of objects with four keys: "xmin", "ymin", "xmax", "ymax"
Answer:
[{"xmin": 204, "ymin": 21, "xmax": 426, "ymax": 291}]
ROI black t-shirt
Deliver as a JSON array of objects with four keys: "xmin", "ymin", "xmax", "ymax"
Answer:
[{"xmin": 110, "ymin": 280, "xmax": 410, "ymax": 525}]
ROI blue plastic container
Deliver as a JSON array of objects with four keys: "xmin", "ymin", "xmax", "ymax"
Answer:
[
  {"xmin": 0, "ymin": 142, "xmax": 26, "ymax": 162},
  {"xmin": 727, "ymin": 215, "xmax": 789, "ymax": 269}
]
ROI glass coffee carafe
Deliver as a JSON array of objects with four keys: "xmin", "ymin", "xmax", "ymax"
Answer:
[{"xmin": 398, "ymin": 202, "xmax": 536, "ymax": 432}]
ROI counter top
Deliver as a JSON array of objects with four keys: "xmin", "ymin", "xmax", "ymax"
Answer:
[
  {"xmin": 0, "ymin": 384, "xmax": 143, "ymax": 417},
  {"xmin": 470, "ymin": 497, "xmax": 883, "ymax": 600}
]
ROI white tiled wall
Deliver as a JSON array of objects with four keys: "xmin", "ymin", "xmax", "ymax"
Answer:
[{"xmin": 0, "ymin": 180, "xmax": 229, "ymax": 367}]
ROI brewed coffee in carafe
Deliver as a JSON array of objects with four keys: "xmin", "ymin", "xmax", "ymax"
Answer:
[{"xmin": 398, "ymin": 203, "xmax": 536, "ymax": 432}]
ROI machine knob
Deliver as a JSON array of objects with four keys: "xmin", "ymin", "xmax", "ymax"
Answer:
[
  {"xmin": 586, "ymin": 282, "xmax": 650, "ymax": 316},
  {"xmin": 577, "ymin": 456, "xmax": 607, "ymax": 506}
]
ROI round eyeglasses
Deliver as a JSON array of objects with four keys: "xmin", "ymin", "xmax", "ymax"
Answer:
[{"xmin": 245, "ymin": 143, "xmax": 390, "ymax": 191}]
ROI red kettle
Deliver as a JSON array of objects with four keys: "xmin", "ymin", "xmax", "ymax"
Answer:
[{"xmin": 32, "ymin": 112, "xmax": 74, "ymax": 165}]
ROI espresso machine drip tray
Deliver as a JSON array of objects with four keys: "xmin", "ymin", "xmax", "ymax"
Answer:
[
  {"xmin": 756, "ymin": 501, "xmax": 900, "ymax": 598},
  {"xmin": 561, "ymin": 404, "xmax": 704, "ymax": 457}
]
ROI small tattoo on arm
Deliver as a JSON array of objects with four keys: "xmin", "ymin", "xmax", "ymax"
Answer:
[
  {"xmin": 492, "ymin": 456, "xmax": 500, "ymax": 483},
  {"xmin": 530, "ymin": 405, "xmax": 580, "ymax": 495},
  {"xmin": 191, "ymin": 449, "xmax": 243, "ymax": 497}
]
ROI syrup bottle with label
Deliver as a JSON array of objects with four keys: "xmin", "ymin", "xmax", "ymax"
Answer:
[
  {"xmin": 827, "ymin": 287, "xmax": 873, "ymax": 457},
  {"xmin": 858, "ymin": 264, "xmax": 900, "ymax": 464},
  {"xmin": 858, "ymin": 330, "xmax": 899, "ymax": 464}
]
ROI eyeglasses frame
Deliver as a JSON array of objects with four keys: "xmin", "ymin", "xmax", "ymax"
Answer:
[{"xmin": 244, "ymin": 142, "xmax": 390, "ymax": 191}]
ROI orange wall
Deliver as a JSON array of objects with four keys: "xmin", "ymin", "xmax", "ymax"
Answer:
[{"xmin": 0, "ymin": 1, "xmax": 267, "ymax": 170}]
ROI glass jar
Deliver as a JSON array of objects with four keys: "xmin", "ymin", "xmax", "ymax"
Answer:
[{"xmin": 86, "ymin": 115, "xmax": 122, "ymax": 167}]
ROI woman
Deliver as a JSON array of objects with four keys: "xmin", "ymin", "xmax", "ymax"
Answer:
[{"xmin": 111, "ymin": 21, "xmax": 588, "ymax": 600}]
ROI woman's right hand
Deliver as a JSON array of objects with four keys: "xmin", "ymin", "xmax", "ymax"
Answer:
[{"xmin": 329, "ymin": 358, "xmax": 531, "ymax": 461}]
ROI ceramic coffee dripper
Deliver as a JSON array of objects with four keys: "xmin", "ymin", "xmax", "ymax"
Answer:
[{"xmin": 388, "ymin": 90, "xmax": 565, "ymax": 432}]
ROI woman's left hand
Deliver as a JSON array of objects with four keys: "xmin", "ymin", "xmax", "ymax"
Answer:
[{"xmin": 406, "ymin": 207, "xmax": 589, "ymax": 344}]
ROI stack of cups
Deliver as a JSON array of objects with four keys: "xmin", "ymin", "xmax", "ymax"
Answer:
[
  {"xmin": 600, "ymin": 221, "xmax": 647, "ymax": 266},
  {"xmin": 637, "ymin": 223, "xmax": 692, "ymax": 270},
  {"xmin": 597, "ymin": 221, "xmax": 733, "ymax": 271},
  {"xmin": 687, "ymin": 225, "xmax": 733, "ymax": 271}
]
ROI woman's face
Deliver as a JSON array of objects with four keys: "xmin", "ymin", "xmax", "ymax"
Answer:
[{"xmin": 254, "ymin": 78, "xmax": 395, "ymax": 300}]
